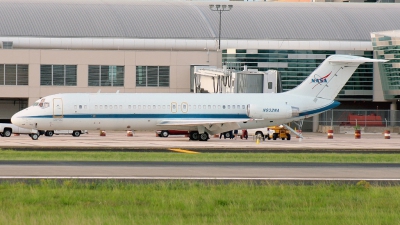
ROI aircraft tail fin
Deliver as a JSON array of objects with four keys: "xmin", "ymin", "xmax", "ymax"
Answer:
[{"xmin": 287, "ymin": 55, "xmax": 387, "ymax": 100}]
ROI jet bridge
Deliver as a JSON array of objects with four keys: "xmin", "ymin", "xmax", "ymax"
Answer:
[{"xmin": 193, "ymin": 66, "xmax": 281, "ymax": 94}]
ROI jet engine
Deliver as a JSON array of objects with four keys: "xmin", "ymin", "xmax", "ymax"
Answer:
[{"xmin": 246, "ymin": 104, "xmax": 299, "ymax": 119}]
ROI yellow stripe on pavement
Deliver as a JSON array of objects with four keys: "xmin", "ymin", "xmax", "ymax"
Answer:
[{"xmin": 169, "ymin": 148, "xmax": 199, "ymax": 154}]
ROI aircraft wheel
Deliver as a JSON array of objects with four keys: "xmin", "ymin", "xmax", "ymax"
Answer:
[
  {"xmin": 45, "ymin": 130, "xmax": 54, "ymax": 137},
  {"xmin": 189, "ymin": 131, "xmax": 199, "ymax": 140},
  {"xmin": 30, "ymin": 133, "xmax": 39, "ymax": 140},
  {"xmin": 287, "ymin": 134, "xmax": 291, "ymax": 140},
  {"xmin": 72, "ymin": 130, "xmax": 81, "ymax": 137},
  {"xmin": 160, "ymin": 130, "xmax": 169, "ymax": 137},
  {"xmin": 3, "ymin": 129, "xmax": 12, "ymax": 137},
  {"xmin": 224, "ymin": 132, "xmax": 231, "ymax": 139},
  {"xmin": 199, "ymin": 132, "xmax": 209, "ymax": 141}
]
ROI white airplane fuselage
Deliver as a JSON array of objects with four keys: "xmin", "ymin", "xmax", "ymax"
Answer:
[{"xmin": 12, "ymin": 92, "xmax": 335, "ymax": 132}]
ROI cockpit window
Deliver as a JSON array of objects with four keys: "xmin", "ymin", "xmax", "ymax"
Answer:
[{"xmin": 33, "ymin": 98, "xmax": 50, "ymax": 109}]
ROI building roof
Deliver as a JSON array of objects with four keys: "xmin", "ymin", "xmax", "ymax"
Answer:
[{"xmin": 1, "ymin": 0, "xmax": 400, "ymax": 41}]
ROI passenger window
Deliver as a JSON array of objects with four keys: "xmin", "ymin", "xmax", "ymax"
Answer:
[
  {"xmin": 109, "ymin": 105, "xmax": 112, "ymax": 109},
  {"xmin": 227, "ymin": 105, "xmax": 230, "ymax": 109},
  {"xmin": 223, "ymin": 105, "xmax": 226, "ymax": 109},
  {"xmin": 158, "ymin": 105, "xmax": 161, "ymax": 109},
  {"xmin": 208, "ymin": 105, "xmax": 211, "ymax": 110},
  {"xmin": 242, "ymin": 105, "xmax": 245, "ymax": 109},
  {"xmin": 143, "ymin": 105, "xmax": 146, "ymax": 110},
  {"xmin": 218, "ymin": 105, "xmax": 221, "ymax": 109},
  {"xmin": 138, "ymin": 105, "xmax": 141, "ymax": 110},
  {"xmin": 114, "ymin": 105, "xmax": 117, "ymax": 109},
  {"xmin": 237, "ymin": 105, "xmax": 240, "ymax": 109},
  {"xmin": 153, "ymin": 105, "xmax": 156, "ymax": 110},
  {"xmin": 95, "ymin": 105, "xmax": 98, "ymax": 109},
  {"xmin": 133, "ymin": 105, "xmax": 136, "ymax": 109},
  {"xmin": 84, "ymin": 105, "xmax": 87, "ymax": 109},
  {"xmin": 232, "ymin": 105, "xmax": 235, "ymax": 110},
  {"xmin": 193, "ymin": 105, "xmax": 196, "ymax": 110},
  {"xmin": 213, "ymin": 105, "xmax": 216, "ymax": 109},
  {"xmin": 119, "ymin": 105, "xmax": 122, "ymax": 109},
  {"xmin": 203, "ymin": 105, "xmax": 206, "ymax": 109},
  {"xmin": 128, "ymin": 105, "xmax": 131, "ymax": 109},
  {"xmin": 162, "ymin": 105, "xmax": 165, "ymax": 110},
  {"xmin": 100, "ymin": 105, "xmax": 103, "ymax": 109}
]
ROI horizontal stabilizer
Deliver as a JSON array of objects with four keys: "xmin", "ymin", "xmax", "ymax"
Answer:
[{"xmin": 328, "ymin": 56, "xmax": 388, "ymax": 64}]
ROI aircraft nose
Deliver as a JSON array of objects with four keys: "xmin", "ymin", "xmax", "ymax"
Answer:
[{"xmin": 11, "ymin": 112, "xmax": 23, "ymax": 126}]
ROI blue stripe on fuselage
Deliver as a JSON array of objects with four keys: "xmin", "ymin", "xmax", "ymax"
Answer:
[{"xmin": 23, "ymin": 113, "xmax": 250, "ymax": 119}]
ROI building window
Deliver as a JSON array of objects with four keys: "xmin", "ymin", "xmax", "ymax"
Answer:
[
  {"xmin": 88, "ymin": 65, "xmax": 124, "ymax": 86},
  {"xmin": 0, "ymin": 64, "xmax": 28, "ymax": 85},
  {"xmin": 136, "ymin": 66, "xmax": 169, "ymax": 87},
  {"xmin": 40, "ymin": 65, "xmax": 77, "ymax": 86},
  {"xmin": 2, "ymin": 41, "xmax": 13, "ymax": 49}
]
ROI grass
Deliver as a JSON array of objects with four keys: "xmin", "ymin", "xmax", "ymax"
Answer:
[
  {"xmin": 1, "ymin": 150, "xmax": 400, "ymax": 163},
  {"xmin": 0, "ymin": 180, "xmax": 399, "ymax": 225}
]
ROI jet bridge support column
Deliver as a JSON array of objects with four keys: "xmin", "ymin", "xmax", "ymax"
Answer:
[
  {"xmin": 313, "ymin": 115, "xmax": 319, "ymax": 132},
  {"xmin": 390, "ymin": 101, "xmax": 397, "ymax": 126}
]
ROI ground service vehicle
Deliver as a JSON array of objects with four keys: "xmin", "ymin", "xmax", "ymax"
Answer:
[
  {"xmin": 156, "ymin": 130, "xmax": 189, "ymax": 137},
  {"xmin": 44, "ymin": 130, "xmax": 88, "ymax": 137},
  {"xmin": 0, "ymin": 123, "xmax": 34, "ymax": 137},
  {"xmin": 268, "ymin": 125, "xmax": 291, "ymax": 140}
]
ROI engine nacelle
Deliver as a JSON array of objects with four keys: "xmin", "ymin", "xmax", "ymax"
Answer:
[{"xmin": 246, "ymin": 104, "xmax": 299, "ymax": 120}]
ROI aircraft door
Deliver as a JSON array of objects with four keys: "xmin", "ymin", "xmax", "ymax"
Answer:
[{"xmin": 53, "ymin": 98, "xmax": 63, "ymax": 118}]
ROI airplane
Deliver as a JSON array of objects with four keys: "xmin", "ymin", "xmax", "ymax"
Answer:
[{"xmin": 11, "ymin": 55, "xmax": 387, "ymax": 141}]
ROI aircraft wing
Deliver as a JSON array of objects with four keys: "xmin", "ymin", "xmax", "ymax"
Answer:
[
  {"xmin": 157, "ymin": 119, "xmax": 249, "ymax": 126},
  {"xmin": 157, "ymin": 119, "xmax": 250, "ymax": 134}
]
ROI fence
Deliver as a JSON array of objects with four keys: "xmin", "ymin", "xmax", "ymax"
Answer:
[{"xmin": 294, "ymin": 109, "xmax": 400, "ymax": 132}]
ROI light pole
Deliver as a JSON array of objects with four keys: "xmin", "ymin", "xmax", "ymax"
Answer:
[{"xmin": 209, "ymin": 4, "xmax": 233, "ymax": 50}]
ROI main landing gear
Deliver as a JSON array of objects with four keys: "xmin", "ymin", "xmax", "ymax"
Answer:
[
  {"xmin": 189, "ymin": 131, "xmax": 209, "ymax": 141},
  {"xmin": 29, "ymin": 133, "xmax": 40, "ymax": 140}
]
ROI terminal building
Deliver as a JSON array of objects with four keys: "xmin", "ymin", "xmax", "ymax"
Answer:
[{"xmin": 1, "ymin": 0, "xmax": 400, "ymax": 127}]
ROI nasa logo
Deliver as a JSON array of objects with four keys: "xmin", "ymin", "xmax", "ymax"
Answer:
[
  {"xmin": 310, "ymin": 71, "xmax": 332, "ymax": 89},
  {"xmin": 311, "ymin": 78, "xmax": 327, "ymax": 83}
]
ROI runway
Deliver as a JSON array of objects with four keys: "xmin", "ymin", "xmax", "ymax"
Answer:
[
  {"xmin": 1, "ymin": 131, "xmax": 400, "ymax": 183},
  {"xmin": 1, "ymin": 131, "xmax": 400, "ymax": 152},
  {"xmin": 1, "ymin": 161, "xmax": 400, "ymax": 182}
]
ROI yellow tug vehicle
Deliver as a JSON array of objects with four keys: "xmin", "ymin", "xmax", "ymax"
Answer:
[{"xmin": 267, "ymin": 125, "xmax": 291, "ymax": 140}]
